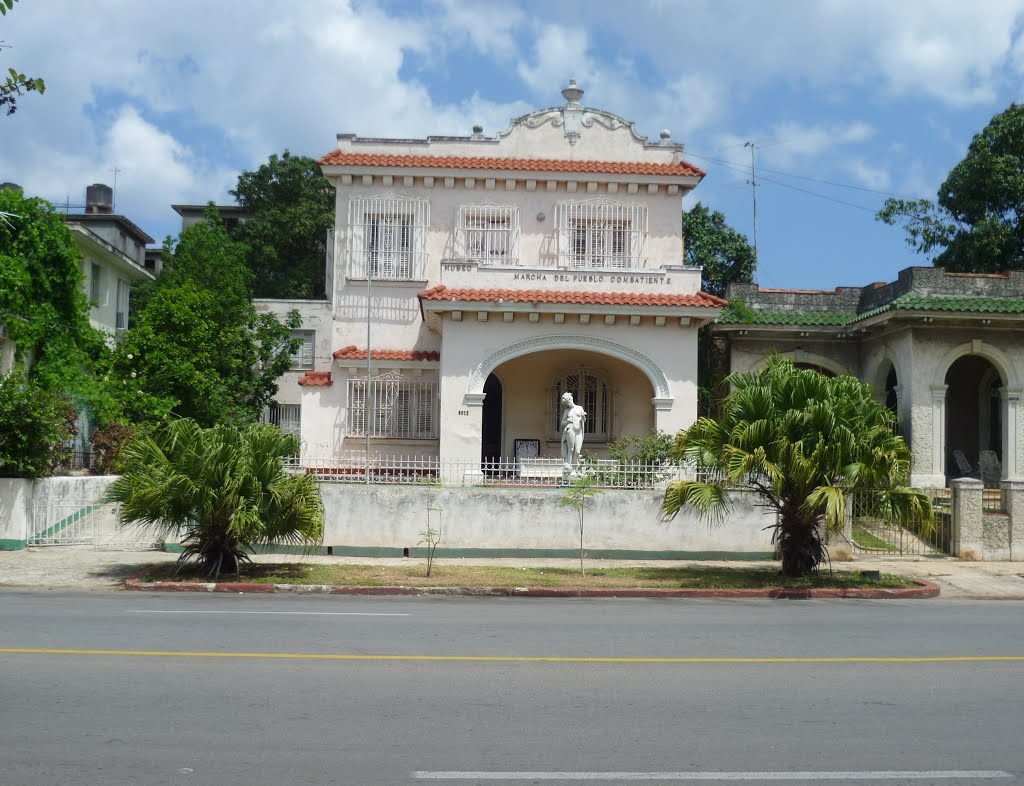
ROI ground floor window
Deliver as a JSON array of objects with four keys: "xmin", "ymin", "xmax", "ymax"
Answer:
[
  {"xmin": 261, "ymin": 402, "xmax": 301, "ymax": 438},
  {"xmin": 552, "ymin": 369, "xmax": 609, "ymax": 440},
  {"xmin": 348, "ymin": 371, "xmax": 438, "ymax": 439}
]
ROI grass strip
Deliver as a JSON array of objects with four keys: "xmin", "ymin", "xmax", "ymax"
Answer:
[{"xmin": 139, "ymin": 563, "xmax": 916, "ymax": 590}]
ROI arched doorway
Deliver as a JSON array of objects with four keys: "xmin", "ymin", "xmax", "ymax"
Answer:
[
  {"xmin": 793, "ymin": 362, "xmax": 836, "ymax": 377},
  {"xmin": 481, "ymin": 348, "xmax": 655, "ymax": 460},
  {"xmin": 945, "ymin": 355, "xmax": 1002, "ymax": 479},
  {"xmin": 884, "ymin": 363, "xmax": 898, "ymax": 414},
  {"xmin": 481, "ymin": 373, "xmax": 503, "ymax": 464}
]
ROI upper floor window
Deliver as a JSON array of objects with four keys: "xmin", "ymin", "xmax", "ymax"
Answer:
[
  {"xmin": 115, "ymin": 278, "xmax": 130, "ymax": 330},
  {"xmin": 557, "ymin": 199, "xmax": 647, "ymax": 269},
  {"xmin": 457, "ymin": 204, "xmax": 519, "ymax": 265},
  {"xmin": 552, "ymin": 368, "xmax": 610, "ymax": 440},
  {"xmin": 348, "ymin": 194, "xmax": 429, "ymax": 280},
  {"xmin": 289, "ymin": 330, "xmax": 315, "ymax": 370},
  {"xmin": 347, "ymin": 371, "xmax": 438, "ymax": 440},
  {"xmin": 89, "ymin": 262, "xmax": 107, "ymax": 305}
]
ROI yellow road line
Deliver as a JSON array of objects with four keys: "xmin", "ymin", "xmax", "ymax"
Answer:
[{"xmin": 0, "ymin": 649, "xmax": 1022, "ymax": 664}]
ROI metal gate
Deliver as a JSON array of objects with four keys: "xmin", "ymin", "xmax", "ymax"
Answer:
[
  {"xmin": 27, "ymin": 496, "xmax": 159, "ymax": 550},
  {"xmin": 848, "ymin": 488, "xmax": 953, "ymax": 556}
]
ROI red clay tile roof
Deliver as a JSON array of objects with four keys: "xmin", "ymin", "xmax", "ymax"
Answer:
[
  {"xmin": 318, "ymin": 151, "xmax": 704, "ymax": 178},
  {"xmin": 333, "ymin": 345, "xmax": 440, "ymax": 362},
  {"xmin": 417, "ymin": 285, "xmax": 726, "ymax": 309},
  {"xmin": 297, "ymin": 370, "xmax": 332, "ymax": 387}
]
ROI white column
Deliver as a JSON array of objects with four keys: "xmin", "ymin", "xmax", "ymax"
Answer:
[
  {"xmin": 931, "ymin": 384, "xmax": 947, "ymax": 477},
  {"xmin": 1002, "ymin": 388, "xmax": 1022, "ymax": 480},
  {"xmin": 912, "ymin": 384, "xmax": 948, "ymax": 488},
  {"xmin": 652, "ymin": 397, "xmax": 677, "ymax": 434}
]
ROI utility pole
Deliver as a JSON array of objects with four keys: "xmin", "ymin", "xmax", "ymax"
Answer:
[
  {"xmin": 112, "ymin": 167, "xmax": 122, "ymax": 212},
  {"xmin": 365, "ymin": 256, "xmax": 372, "ymax": 485},
  {"xmin": 744, "ymin": 141, "xmax": 759, "ymax": 285}
]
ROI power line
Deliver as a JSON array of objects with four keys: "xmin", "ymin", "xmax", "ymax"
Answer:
[
  {"xmin": 686, "ymin": 149, "xmax": 906, "ymax": 198},
  {"xmin": 685, "ymin": 150, "xmax": 882, "ymax": 213},
  {"xmin": 756, "ymin": 173, "xmax": 879, "ymax": 213}
]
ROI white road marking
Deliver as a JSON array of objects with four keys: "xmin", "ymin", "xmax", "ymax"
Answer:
[
  {"xmin": 124, "ymin": 610, "xmax": 410, "ymax": 616},
  {"xmin": 411, "ymin": 771, "xmax": 1015, "ymax": 781}
]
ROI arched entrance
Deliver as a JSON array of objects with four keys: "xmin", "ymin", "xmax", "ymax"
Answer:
[
  {"xmin": 944, "ymin": 355, "xmax": 1002, "ymax": 479},
  {"xmin": 481, "ymin": 373, "xmax": 502, "ymax": 465},
  {"xmin": 793, "ymin": 362, "xmax": 836, "ymax": 377},
  {"xmin": 483, "ymin": 348, "xmax": 655, "ymax": 459},
  {"xmin": 884, "ymin": 363, "xmax": 898, "ymax": 414}
]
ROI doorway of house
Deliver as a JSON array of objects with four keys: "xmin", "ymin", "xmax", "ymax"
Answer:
[
  {"xmin": 481, "ymin": 373, "xmax": 503, "ymax": 468},
  {"xmin": 944, "ymin": 355, "xmax": 1002, "ymax": 481}
]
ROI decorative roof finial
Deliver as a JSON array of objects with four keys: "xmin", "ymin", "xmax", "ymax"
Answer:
[{"xmin": 561, "ymin": 78, "xmax": 584, "ymax": 105}]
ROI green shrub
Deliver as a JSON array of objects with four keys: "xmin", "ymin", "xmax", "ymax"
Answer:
[
  {"xmin": 0, "ymin": 373, "xmax": 76, "ymax": 478},
  {"xmin": 89, "ymin": 421, "xmax": 137, "ymax": 475}
]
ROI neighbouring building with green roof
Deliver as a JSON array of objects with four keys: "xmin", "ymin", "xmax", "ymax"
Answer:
[{"xmin": 714, "ymin": 266, "xmax": 1024, "ymax": 488}]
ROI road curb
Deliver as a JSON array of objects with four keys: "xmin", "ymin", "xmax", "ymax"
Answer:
[{"xmin": 124, "ymin": 576, "xmax": 940, "ymax": 599}]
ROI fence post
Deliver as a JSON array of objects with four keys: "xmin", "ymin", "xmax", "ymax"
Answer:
[
  {"xmin": 1001, "ymin": 479, "xmax": 1024, "ymax": 561},
  {"xmin": 951, "ymin": 477, "xmax": 984, "ymax": 559}
]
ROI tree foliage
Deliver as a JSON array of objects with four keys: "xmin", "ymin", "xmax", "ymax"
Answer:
[
  {"xmin": 683, "ymin": 203, "xmax": 755, "ymax": 298},
  {"xmin": 1, "ymin": 0, "xmax": 45, "ymax": 117},
  {"xmin": 0, "ymin": 372, "xmax": 75, "ymax": 478},
  {"xmin": 232, "ymin": 151, "xmax": 335, "ymax": 299},
  {"xmin": 662, "ymin": 357, "xmax": 932, "ymax": 577},
  {"xmin": 878, "ymin": 103, "xmax": 1024, "ymax": 273},
  {"xmin": 108, "ymin": 419, "xmax": 324, "ymax": 578},
  {"xmin": 0, "ymin": 188, "xmax": 106, "ymax": 395},
  {"xmin": 113, "ymin": 206, "xmax": 301, "ymax": 428}
]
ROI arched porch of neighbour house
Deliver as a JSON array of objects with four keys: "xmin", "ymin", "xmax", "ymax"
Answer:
[
  {"xmin": 944, "ymin": 355, "xmax": 1004, "ymax": 483},
  {"xmin": 922, "ymin": 342, "xmax": 1023, "ymax": 485},
  {"xmin": 749, "ymin": 349, "xmax": 851, "ymax": 378}
]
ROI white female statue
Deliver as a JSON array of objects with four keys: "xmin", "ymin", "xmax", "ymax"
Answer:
[{"xmin": 560, "ymin": 391, "xmax": 587, "ymax": 475}]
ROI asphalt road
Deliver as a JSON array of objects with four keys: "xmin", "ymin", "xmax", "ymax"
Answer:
[{"xmin": 1, "ymin": 591, "xmax": 1023, "ymax": 785}]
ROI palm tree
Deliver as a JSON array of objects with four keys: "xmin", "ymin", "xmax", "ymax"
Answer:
[
  {"xmin": 108, "ymin": 419, "xmax": 323, "ymax": 578},
  {"xmin": 662, "ymin": 356, "xmax": 931, "ymax": 577}
]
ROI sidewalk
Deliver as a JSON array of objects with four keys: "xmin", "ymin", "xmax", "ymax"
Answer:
[{"xmin": 1, "ymin": 546, "xmax": 1023, "ymax": 598}]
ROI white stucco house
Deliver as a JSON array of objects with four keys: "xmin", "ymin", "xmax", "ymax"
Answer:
[
  {"xmin": 67, "ymin": 184, "xmax": 156, "ymax": 341},
  {"xmin": 260, "ymin": 81, "xmax": 725, "ymax": 470},
  {"xmin": 0, "ymin": 182, "xmax": 155, "ymax": 370}
]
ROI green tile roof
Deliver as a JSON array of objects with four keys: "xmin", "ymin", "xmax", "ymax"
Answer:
[
  {"xmin": 717, "ymin": 308, "xmax": 856, "ymax": 326},
  {"xmin": 719, "ymin": 293, "xmax": 1024, "ymax": 327},
  {"xmin": 853, "ymin": 293, "xmax": 1024, "ymax": 322}
]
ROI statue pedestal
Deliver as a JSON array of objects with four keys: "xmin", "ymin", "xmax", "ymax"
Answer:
[{"xmin": 462, "ymin": 469, "xmax": 485, "ymax": 486}]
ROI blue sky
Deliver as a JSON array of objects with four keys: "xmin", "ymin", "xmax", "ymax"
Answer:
[{"xmin": 3, "ymin": 0, "xmax": 1024, "ymax": 290}]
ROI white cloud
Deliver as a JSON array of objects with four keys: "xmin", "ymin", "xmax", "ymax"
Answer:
[
  {"xmin": 432, "ymin": 0, "xmax": 524, "ymax": 59},
  {"xmin": 708, "ymin": 121, "xmax": 876, "ymax": 180},
  {"xmin": 2, "ymin": 0, "xmax": 1023, "ymax": 249},
  {"xmin": 657, "ymin": 74, "xmax": 723, "ymax": 139},
  {"xmin": 579, "ymin": 0, "xmax": 1024, "ymax": 108},
  {"xmin": 516, "ymin": 24, "xmax": 597, "ymax": 99},
  {"xmin": 844, "ymin": 158, "xmax": 893, "ymax": 191},
  {"xmin": 0, "ymin": 0, "xmax": 529, "ymax": 239},
  {"xmin": 763, "ymin": 121, "xmax": 875, "ymax": 167}
]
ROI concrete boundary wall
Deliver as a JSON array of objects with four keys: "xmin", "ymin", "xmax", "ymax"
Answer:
[
  {"xmin": 2, "ymin": 475, "xmax": 777, "ymax": 558},
  {"xmin": 319, "ymin": 484, "xmax": 777, "ymax": 558},
  {"xmin": 0, "ymin": 479, "xmax": 32, "ymax": 549},
  {"xmin": 0, "ymin": 476, "xmax": 117, "ymax": 549}
]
